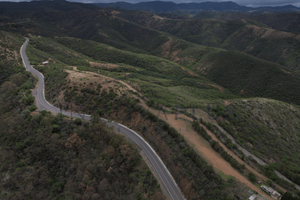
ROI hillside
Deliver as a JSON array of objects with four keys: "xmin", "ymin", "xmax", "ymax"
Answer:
[
  {"xmin": 93, "ymin": 1, "xmax": 300, "ymax": 14},
  {"xmin": 205, "ymin": 98, "xmax": 300, "ymax": 191},
  {"xmin": 0, "ymin": 31, "xmax": 166, "ymax": 200},
  {"xmin": 193, "ymin": 50, "xmax": 300, "ymax": 105},
  {"xmin": 116, "ymin": 10, "xmax": 300, "ymax": 71},
  {"xmin": 2, "ymin": 0, "xmax": 300, "ymax": 73},
  {"xmin": 0, "ymin": 31, "xmax": 25, "ymax": 85},
  {"xmin": 194, "ymin": 11, "xmax": 300, "ymax": 34},
  {"xmin": 2, "ymin": 1, "xmax": 300, "ymax": 198},
  {"xmin": 27, "ymin": 36, "xmax": 237, "ymax": 108},
  {"xmin": 21, "ymin": 35, "xmax": 259, "ymax": 200},
  {"xmin": 9, "ymin": 4, "xmax": 300, "ymax": 107}
]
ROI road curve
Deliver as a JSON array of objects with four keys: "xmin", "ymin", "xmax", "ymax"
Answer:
[{"xmin": 20, "ymin": 37, "xmax": 185, "ymax": 200}]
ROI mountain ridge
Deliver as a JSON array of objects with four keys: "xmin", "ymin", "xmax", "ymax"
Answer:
[{"xmin": 93, "ymin": 1, "xmax": 300, "ymax": 14}]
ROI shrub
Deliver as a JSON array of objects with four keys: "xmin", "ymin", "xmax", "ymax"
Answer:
[
  {"xmin": 29, "ymin": 105, "xmax": 37, "ymax": 112},
  {"xmin": 21, "ymin": 109, "xmax": 30, "ymax": 118},
  {"xmin": 248, "ymin": 172, "xmax": 257, "ymax": 183},
  {"xmin": 75, "ymin": 118, "xmax": 82, "ymax": 125}
]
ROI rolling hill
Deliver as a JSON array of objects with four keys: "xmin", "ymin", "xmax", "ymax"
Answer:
[
  {"xmin": 2, "ymin": 1, "xmax": 300, "ymax": 198},
  {"xmin": 93, "ymin": 1, "xmax": 300, "ymax": 14}
]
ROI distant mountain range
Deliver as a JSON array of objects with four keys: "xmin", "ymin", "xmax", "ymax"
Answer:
[{"xmin": 93, "ymin": 1, "xmax": 300, "ymax": 14}]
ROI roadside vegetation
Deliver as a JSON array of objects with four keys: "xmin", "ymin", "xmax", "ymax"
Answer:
[
  {"xmin": 0, "ymin": 77, "xmax": 164, "ymax": 200},
  {"xmin": 27, "ymin": 36, "xmax": 239, "ymax": 108},
  {"xmin": 204, "ymin": 99, "xmax": 300, "ymax": 194},
  {"xmin": 2, "ymin": 1, "xmax": 300, "ymax": 198},
  {"xmin": 24, "ymin": 35, "xmax": 256, "ymax": 199},
  {"xmin": 0, "ymin": 36, "xmax": 164, "ymax": 200}
]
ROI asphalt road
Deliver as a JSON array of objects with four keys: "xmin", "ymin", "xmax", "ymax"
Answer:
[{"xmin": 20, "ymin": 37, "xmax": 185, "ymax": 200}]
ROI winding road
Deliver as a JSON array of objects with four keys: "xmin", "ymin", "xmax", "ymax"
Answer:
[{"xmin": 20, "ymin": 37, "xmax": 185, "ymax": 200}]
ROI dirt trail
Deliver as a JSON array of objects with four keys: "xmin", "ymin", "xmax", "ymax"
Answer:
[
  {"xmin": 134, "ymin": 105, "xmax": 272, "ymax": 200},
  {"xmin": 66, "ymin": 67, "xmax": 142, "ymax": 96},
  {"xmin": 64, "ymin": 68, "xmax": 276, "ymax": 199}
]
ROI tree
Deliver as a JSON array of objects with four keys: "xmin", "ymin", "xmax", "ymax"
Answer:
[
  {"xmin": 281, "ymin": 192, "xmax": 300, "ymax": 200},
  {"xmin": 75, "ymin": 118, "xmax": 82, "ymax": 125},
  {"xmin": 248, "ymin": 172, "xmax": 257, "ymax": 183}
]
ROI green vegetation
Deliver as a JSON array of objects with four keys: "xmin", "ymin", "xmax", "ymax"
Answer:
[
  {"xmin": 2, "ymin": 1, "xmax": 300, "ymax": 197},
  {"xmin": 248, "ymin": 173, "xmax": 257, "ymax": 183},
  {"xmin": 117, "ymin": 12, "xmax": 300, "ymax": 71},
  {"xmin": 196, "ymin": 50, "xmax": 300, "ymax": 106},
  {"xmin": 206, "ymin": 99, "xmax": 300, "ymax": 192},
  {"xmin": 24, "ymin": 36, "xmax": 252, "ymax": 199},
  {"xmin": 26, "ymin": 36, "xmax": 239, "ymax": 108},
  {"xmin": 282, "ymin": 192, "xmax": 300, "ymax": 200},
  {"xmin": 192, "ymin": 121, "xmax": 245, "ymax": 171},
  {"xmin": 0, "ymin": 31, "xmax": 25, "ymax": 85},
  {"xmin": 0, "ymin": 63, "xmax": 164, "ymax": 200},
  {"xmin": 29, "ymin": 37, "xmax": 90, "ymax": 67}
]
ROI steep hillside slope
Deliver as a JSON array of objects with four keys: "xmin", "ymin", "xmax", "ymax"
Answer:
[
  {"xmin": 116, "ymin": 10, "xmax": 300, "ymax": 71},
  {"xmin": 0, "ymin": 31, "xmax": 25, "ymax": 85},
  {"xmin": 0, "ymin": 30, "xmax": 165, "ymax": 200},
  {"xmin": 93, "ymin": 1, "xmax": 300, "ymax": 14},
  {"xmin": 206, "ymin": 98, "xmax": 300, "ymax": 190},
  {"xmin": 27, "ymin": 36, "xmax": 237, "ymax": 108},
  {"xmin": 22, "ymin": 35, "xmax": 257, "ymax": 200},
  {"xmin": 194, "ymin": 50, "xmax": 300, "ymax": 105},
  {"xmin": 194, "ymin": 11, "xmax": 300, "ymax": 34}
]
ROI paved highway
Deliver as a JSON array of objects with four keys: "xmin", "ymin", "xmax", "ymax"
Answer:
[{"xmin": 20, "ymin": 37, "xmax": 185, "ymax": 200}]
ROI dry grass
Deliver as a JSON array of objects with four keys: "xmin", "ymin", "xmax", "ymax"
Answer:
[
  {"xmin": 89, "ymin": 61, "xmax": 119, "ymax": 69},
  {"xmin": 261, "ymin": 29, "xmax": 295, "ymax": 39}
]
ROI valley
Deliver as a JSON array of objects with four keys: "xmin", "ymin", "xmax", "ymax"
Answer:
[{"xmin": 1, "ymin": 1, "xmax": 300, "ymax": 200}]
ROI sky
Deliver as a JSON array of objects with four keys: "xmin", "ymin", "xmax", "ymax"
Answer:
[{"xmin": 2, "ymin": 0, "xmax": 300, "ymax": 8}]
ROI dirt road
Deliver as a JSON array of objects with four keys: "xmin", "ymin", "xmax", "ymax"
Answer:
[{"xmin": 139, "ymin": 106, "xmax": 273, "ymax": 200}]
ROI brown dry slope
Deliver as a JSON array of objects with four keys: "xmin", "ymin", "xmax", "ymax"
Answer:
[
  {"xmin": 62, "ymin": 67, "xmax": 275, "ymax": 199},
  {"xmin": 140, "ymin": 107, "xmax": 273, "ymax": 200}
]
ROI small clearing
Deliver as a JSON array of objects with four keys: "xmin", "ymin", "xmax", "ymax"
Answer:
[
  {"xmin": 65, "ymin": 67, "xmax": 142, "ymax": 97},
  {"xmin": 261, "ymin": 29, "xmax": 295, "ymax": 39}
]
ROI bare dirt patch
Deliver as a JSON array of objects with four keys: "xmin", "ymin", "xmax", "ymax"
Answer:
[
  {"xmin": 163, "ymin": 114, "xmax": 273, "ymax": 200},
  {"xmin": 161, "ymin": 38, "xmax": 174, "ymax": 58},
  {"xmin": 197, "ymin": 64, "xmax": 213, "ymax": 75},
  {"xmin": 65, "ymin": 68, "xmax": 125, "ymax": 96},
  {"xmin": 261, "ymin": 29, "xmax": 295, "ymax": 39},
  {"xmin": 246, "ymin": 24, "xmax": 265, "ymax": 37},
  {"xmin": 160, "ymin": 38, "xmax": 182, "ymax": 60},
  {"xmin": 224, "ymin": 100, "xmax": 230, "ymax": 106},
  {"xmin": 203, "ymin": 83, "xmax": 224, "ymax": 92},
  {"xmin": 64, "ymin": 67, "xmax": 142, "ymax": 98},
  {"xmin": 152, "ymin": 14, "xmax": 165, "ymax": 20},
  {"xmin": 137, "ymin": 105, "xmax": 274, "ymax": 200},
  {"xmin": 281, "ymin": 69, "xmax": 294, "ymax": 76},
  {"xmin": 98, "ymin": 31, "xmax": 110, "ymax": 38},
  {"xmin": 171, "ymin": 49, "xmax": 182, "ymax": 62},
  {"xmin": 111, "ymin": 10, "xmax": 120, "ymax": 15},
  {"xmin": 181, "ymin": 67, "xmax": 199, "ymax": 77}
]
